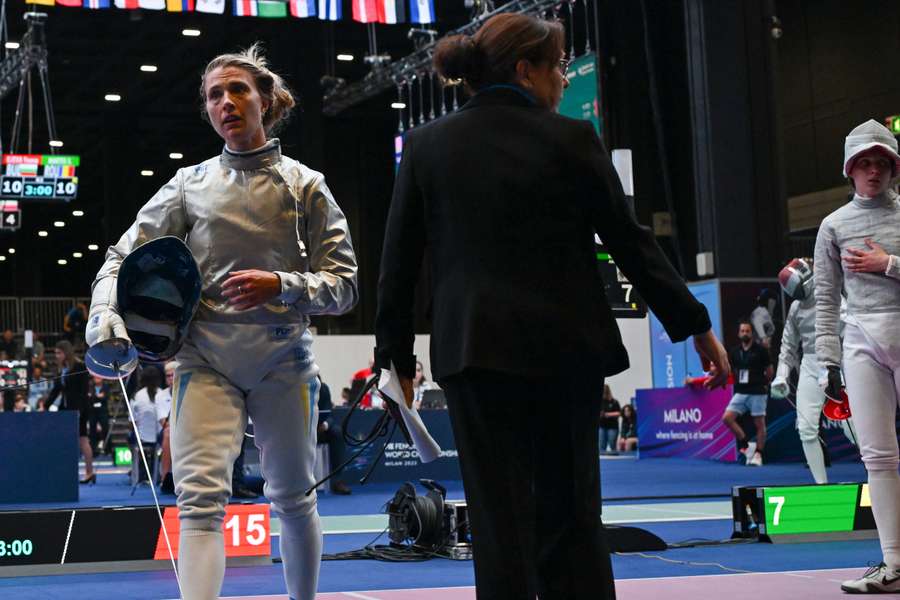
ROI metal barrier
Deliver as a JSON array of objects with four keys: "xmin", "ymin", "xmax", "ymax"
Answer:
[
  {"xmin": 20, "ymin": 297, "xmax": 85, "ymax": 336},
  {"xmin": 0, "ymin": 297, "xmax": 21, "ymax": 331}
]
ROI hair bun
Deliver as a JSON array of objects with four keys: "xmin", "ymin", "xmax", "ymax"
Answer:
[{"xmin": 433, "ymin": 34, "xmax": 480, "ymax": 82}]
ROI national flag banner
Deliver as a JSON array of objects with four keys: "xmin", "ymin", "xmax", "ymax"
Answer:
[
  {"xmin": 317, "ymin": 0, "xmax": 340, "ymax": 20},
  {"xmin": 234, "ymin": 0, "xmax": 287, "ymax": 17},
  {"xmin": 195, "ymin": 0, "xmax": 225, "ymax": 13},
  {"xmin": 83, "ymin": 0, "xmax": 112, "ymax": 7},
  {"xmin": 377, "ymin": 0, "xmax": 404, "ymax": 24},
  {"xmin": 115, "ymin": 0, "xmax": 166, "ymax": 8},
  {"xmin": 166, "ymin": 0, "xmax": 194, "ymax": 11},
  {"xmin": 25, "ymin": 0, "xmax": 55, "ymax": 6},
  {"xmin": 409, "ymin": 0, "xmax": 434, "ymax": 24},
  {"xmin": 56, "ymin": 0, "xmax": 82, "ymax": 7},
  {"xmin": 352, "ymin": 0, "xmax": 377, "ymax": 23},
  {"xmin": 288, "ymin": 0, "xmax": 314, "ymax": 17}
]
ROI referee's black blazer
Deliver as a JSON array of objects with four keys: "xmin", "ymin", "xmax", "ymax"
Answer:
[{"xmin": 375, "ymin": 86, "xmax": 710, "ymax": 382}]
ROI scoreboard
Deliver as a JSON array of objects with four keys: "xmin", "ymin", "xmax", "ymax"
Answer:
[
  {"xmin": 597, "ymin": 241, "xmax": 646, "ymax": 318},
  {"xmin": 732, "ymin": 483, "xmax": 876, "ymax": 542},
  {"xmin": 0, "ymin": 503, "xmax": 271, "ymax": 573},
  {"xmin": 0, "ymin": 154, "xmax": 79, "ymax": 202}
]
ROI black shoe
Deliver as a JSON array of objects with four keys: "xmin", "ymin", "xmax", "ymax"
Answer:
[
  {"xmin": 232, "ymin": 483, "xmax": 259, "ymax": 499},
  {"xmin": 160, "ymin": 472, "xmax": 175, "ymax": 495},
  {"xmin": 80, "ymin": 473, "xmax": 97, "ymax": 485},
  {"xmin": 330, "ymin": 481, "xmax": 352, "ymax": 495}
]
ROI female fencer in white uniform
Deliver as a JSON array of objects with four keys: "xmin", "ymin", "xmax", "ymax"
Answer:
[
  {"xmin": 815, "ymin": 119, "xmax": 900, "ymax": 593},
  {"xmin": 771, "ymin": 258, "xmax": 856, "ymax": 484},
  {"xmin": 86, "ymin": 45, "xmax": 358, "ymax": 600}
]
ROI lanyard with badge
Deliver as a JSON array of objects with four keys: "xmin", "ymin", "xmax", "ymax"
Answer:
[{"xmin": 738, "ymin": 348, "xmax": 750, "ymax": 384}]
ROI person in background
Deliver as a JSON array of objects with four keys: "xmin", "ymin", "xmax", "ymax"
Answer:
[
  {"xmin": 751, "ymin": 289, "xmax": 776, "ymax": 348},
  {"xmin": 159, "ymin": 361, "xmax": 177, "ymax": 494},
  {"xmin": 412, "ymin": 360, "xmax": 437, "ymax": 410},
  {"xmin": 87, "ymin": 376, "xmax": 111, "ymax": 455},
  {"xmin": 47, "ymin": 340, "xmax": 94, "ymax": 484},
  {"xmin": 30, "ymin": 332, "xmax": 46, "ymax": 370},
  {"xmin": 27, "ymin": 365, "xmax": 50, "ymax": 411},
  {"xmin": 13, "ymin": 392, "xmax": 29, "ymax": 412},
  {"xmin": 815, "ymin": 119, "xmax": 900, "ymax": 593},
  {"xmin": 598, "ymin": 384, "xmax": 621, "ymax": 454},
  {"xmin": 722, "ymin": 319, "xmax": 772, "ymax": 466},
  {"xmin": 374, "ymin": 13, "xmax": 730, "ymax": 599},
  {"xmin": 63, "ymin": 302, "xmax": 88, "ymax": 346},
  {"xmin": 132, "ymin": 368, "xmax": 163, "ymax": 484},
  {"xmin": 0, "ymin": 329, "xmax": 18, "ymax": 360},
  {"xmin": 617, "ymin": 404, "xmax": 638, "ymax": 452},
  {"xmin": 316, "ymin": 378, "xmax": 351, "ymax": 495}
]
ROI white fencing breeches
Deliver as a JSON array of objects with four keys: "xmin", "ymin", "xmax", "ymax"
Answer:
[{"xmin": 843, "ymin": 322, "xmax": 900, "ymax": 570}]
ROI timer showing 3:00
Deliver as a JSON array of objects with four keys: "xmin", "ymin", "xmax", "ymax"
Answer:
[{"xmin": 0, "ymin": 539, "xmax": 34, "ymax": 557}]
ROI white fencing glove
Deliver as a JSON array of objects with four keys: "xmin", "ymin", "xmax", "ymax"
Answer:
[
  {"xmin": 86, "ymin": 277, "xmax": 130, "ymax": 347},
  {"xmin": 770, "ymin": 378, "xmax": 789, "ymax": 400}
]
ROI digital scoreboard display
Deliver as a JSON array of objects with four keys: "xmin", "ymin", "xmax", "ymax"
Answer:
[
  {"xmin": 0, "ymin": 154, "xmax": 79, "ymax": 202},
  {"xmin": 732, "ymin": 483, "xmax": 876, "ymax": 542},
  {"xmin": 558, "ymin": 53, "xmax": 602, "ymax": 136},
  {"xmin": 597, "ymin": 242, "xmax": 646, "ymax": 318}
]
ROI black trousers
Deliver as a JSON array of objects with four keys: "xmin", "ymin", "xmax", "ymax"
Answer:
[{"xmin": 442, "ymin": 369, "xmax": 615, "ymax": 600}]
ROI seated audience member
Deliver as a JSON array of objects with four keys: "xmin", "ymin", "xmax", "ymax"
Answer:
[
  {"xmin": 617, "ymin": 404, "xmax": 638, "ymax": 452},
  {"xmin": 27, "ymin": 365, "xmax": 51, "ymax": 410},
  {"xmin": 412, "ymin": 361, "xmax": 437, "ymax": 410},
  {"xmin": 317, "ymin": 378, "xmax": 351, "ymax": 495},
  {"xmin": 13, "ymin": 393, "xmax": 29, "ymax": 412},
  {"xmin": 598, "ymin": 385, "xmax": 621, "ymax": 453},
  {"xmin": 0, "ymin": 329, "xmax": 18, "ymax": 360}
]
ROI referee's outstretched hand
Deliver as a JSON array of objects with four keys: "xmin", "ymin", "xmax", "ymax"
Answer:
[{"xmin": 693, "ymin": 329, "xmax": 731, "ymax": 389}]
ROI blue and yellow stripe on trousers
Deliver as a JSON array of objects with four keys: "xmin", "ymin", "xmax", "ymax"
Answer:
[{"xmin": 301, "ymin": 377, "xmax": 320, "ymax": 438}]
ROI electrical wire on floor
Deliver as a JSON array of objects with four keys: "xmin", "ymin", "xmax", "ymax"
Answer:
[
  {"xmin": 666, "ymin": 536, "xmax": 757, "ymax": 549},
  {"xmin": 614, "ymin": 551, "xmax": 754, "ymax": 574},
  {"xmin": 316, "ymin": 516, "xmax": 471, "ymax": 563}
]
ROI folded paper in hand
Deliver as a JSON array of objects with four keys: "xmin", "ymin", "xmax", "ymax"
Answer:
[{"xmin": 378, "ymin": 364, "xmax": 442, "ymax": 463}]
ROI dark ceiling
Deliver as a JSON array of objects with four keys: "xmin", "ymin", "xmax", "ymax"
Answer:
[{"xmin": 0, "ymin": 0, "xmax": 473, "ymax": 297}]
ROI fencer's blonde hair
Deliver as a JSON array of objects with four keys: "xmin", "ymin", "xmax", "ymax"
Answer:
[{"xmin": 199, "ymin": 43, "xmax": 296, "ymax": 135}]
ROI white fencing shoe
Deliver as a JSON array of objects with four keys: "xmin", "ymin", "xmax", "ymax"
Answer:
[{"xmin": 841, "ymin": 563, "xmax": 900, "ymax": 593}]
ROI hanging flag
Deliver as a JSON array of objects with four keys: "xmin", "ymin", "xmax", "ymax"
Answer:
[
  {"xmin": 234, "ymin": 0, "xmax": 286, "ymax": 17},
  {"xmin": 83, "ymin": 0, "xmax": 112, "ymax": 7},
  {"xmin": 115, "ymin": 0, "xmax": 166, "ymax": 8},
  {"xmin": 195, "ymin": 0, "xmax": 225, "ymax": 13},
  {"xmin": 351, "ymin": 0, "xmax": 377, "ymax": 23},
  {"xmin": 288, "ymin": 0, "xmax": 314, "ymax": 17},
  {"xmin": 56, "ymin": 0, "xmax": 81, "ymax": 6},
  {"xmin": 317, "ymin": 0, "xmax": 340, "ymax": 20},
  {"xmin": 377, "ymin": 0, "xmax": 404, "ymax": 24},
  {"xmin": 25, "ymin": 0, "xmax": 55, "ymax": 5},
  {"xmin": 166, "ymin": 0, "xmax": 194, "ymax": 11},
  {"xmin": 409, "ymin": 0, "xmax": 434, "ymax": 24}
]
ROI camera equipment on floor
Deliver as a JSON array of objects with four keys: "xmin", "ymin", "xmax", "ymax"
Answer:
[{"xmin": 387, "ymin": 479, "xmax": 471, "ymax": 559}]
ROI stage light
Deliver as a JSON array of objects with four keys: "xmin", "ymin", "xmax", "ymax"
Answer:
[
  {"xmin": 337, "ymin": 54, "xmax": 354, "ymax": 62},
  {"xmin": 49, "ymin": 140, "xmax": 63, "ymax": 148},
  {"xmin": 72, "ymin": 252, "xmax": 83, "ymax": 258},
  {"xmin": 88, "ymin": 244, "xmax": 99, "ymax": 251},
  {"xmin": 53, "ymin": 221, "xmax": 65, "ymax": 228},
  {"xmin": 105, "ymin": 93, "xmax": 122, "ymax": 102},
  {"xmin": 57, "ymin": 259, "xmax": 67, "ymax": 265},
  {"xmin": 141, "ymin": 170, "xmax": 154, "ymax": 177},
  {"xmin": 140, "ymin": 65, "xmax": 158, "ymax": 72},
  {"xmin": 72, "ymin": 210, "xmax": 84, "ymax": 217},
  {"xmin": 169, "ymin": 152, "xmax": 183, "ymax": 159},
  {"xmin": 4, "ymin": 42, "xmax": 19, "ymax": 49},
  {"xmin": 38, "ymin": 230, "xmax": 48, "ymax": 237},
  {"xmin": 391, "ymin": 102, "xmax": 407, "ymax": 109},
  {"xmin": 0, "ymin": 256, "xmax": 6, "ymax": 262},
  {"xmin": 7, "ymin": 248, "xmax": 14, "ymax": 254},
  {"xmin": 182, "ymin": 29, "xmax": 201, "ymax": 37}
]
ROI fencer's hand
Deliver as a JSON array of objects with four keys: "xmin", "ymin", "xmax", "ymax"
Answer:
[
  {"xmin": 399, "ymin": 376, "xmax": 414, "ymax": 410},
  {"xmin": 770, "ymin": 378, "xmax": 789, "ymax": 400},
  {"xmin": 85, "ymin": 309, "xmax": 130, "ymax": 347},
  {"xmin": 843, "ymin": 239, "xmax": 890, "ymax": 273},
  {"xmin": 693, "ymin": 329, "xmax": 730, "ymax": 389},
  {"xmin": 823, "ymin": 366, "xmax": 844, "ymax": 401},
  {"xmin": 222, "ymin": 270, "xmax": 282, "ymax": 311}
]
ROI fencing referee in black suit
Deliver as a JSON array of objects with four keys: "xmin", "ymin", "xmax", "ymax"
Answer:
[{"xmin": 375, "ymin": 13, "xmax": 731, "ymax": 600}]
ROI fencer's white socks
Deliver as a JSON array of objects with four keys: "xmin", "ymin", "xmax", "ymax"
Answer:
[
  {"xmin": 841, "ymin": 563, "xmax": 900, "ymax": 593},
  {"xmin": 802, "ymin": 440, "xmax": 828, "ymax": 484},
  {"xmin": 278, "ymin": 509, "xmax": 323, "ymax": 600},
  {"xmin": 868, "ymin": 470, "xmax": 900, "ymax": 572},
  {"xmin": 178, "ymin": 528, "xmax": 226, "ymax": 600}
]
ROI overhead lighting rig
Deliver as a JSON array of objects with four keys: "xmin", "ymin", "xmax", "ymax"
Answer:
[{"xmin": 322, "ymin": 0, "xmax": 562, "ymax": 116}]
